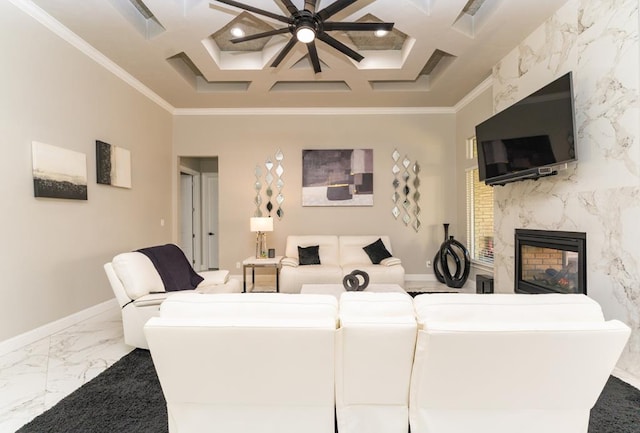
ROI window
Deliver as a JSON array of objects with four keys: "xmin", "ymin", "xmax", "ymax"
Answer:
[{"xmin": 466, "ymin": 137, "xmax": 494, "ymax": 265}]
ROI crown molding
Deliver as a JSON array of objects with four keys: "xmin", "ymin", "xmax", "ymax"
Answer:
[
  {"xmin": 174, "ymin": 106, "xmax": 456, "ymax": 116},
  {"xmin": 453, "ymin": 75, "xmax": 493, "ymax": 112},
  {"xmin": 11, "ymin": 0, "xmax": 175, "ymax": 114}
]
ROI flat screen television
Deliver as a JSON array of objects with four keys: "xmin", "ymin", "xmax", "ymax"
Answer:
[{"xmin": 475, "ymin": 72, "xmax": 577, "ymax": 186}]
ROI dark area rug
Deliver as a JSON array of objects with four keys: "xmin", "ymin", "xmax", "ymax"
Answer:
[{"xmin": 17, "ymin": 349, "xmax": 640, "ymax": 433}]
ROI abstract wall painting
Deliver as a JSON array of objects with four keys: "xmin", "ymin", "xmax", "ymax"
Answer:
[
  {"xmin": 302, "ymin": 149, "xmax": 373, "ymax": 206},
  {"xmin": 96, "ymin": 140, "xmax": 131, "ymax": 189},
  {"xmin": 32, "ymin": 141, "xmax": 88, "ymax": 200}
]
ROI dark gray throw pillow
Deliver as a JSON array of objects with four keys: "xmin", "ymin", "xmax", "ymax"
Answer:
[
  {"xmin": 363, "ymin": 238, "xmax": 392, "ymax": 264},
  {"xmin": 298, "ymin": 245, "xmax": 321, "ymax": 265}
]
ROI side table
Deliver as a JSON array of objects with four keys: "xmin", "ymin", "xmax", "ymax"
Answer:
[{"xmin": 242, "ymin": 256, "xmax": 283, "ymax": 293}]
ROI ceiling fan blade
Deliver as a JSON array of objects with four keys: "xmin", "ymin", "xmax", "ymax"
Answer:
[
  {"xmin": 231, "ymin": 28, "xmax": 291, "ymax": 43},
  {"xmin": 271, "ymin": 37, "xmax": 298, "ymax": 67},
  {"xmin": 215, "ymin": 0, "xmax": 290, "ymax": 24},
  {"xmin": 304, "ymin": 0, "xmax": 317, "ymax": 13},
  {"xmin": 317, "ymin": 32, "xmax": 364, "ymax": 62},
  {"xmin": 317, "ymin": 0, "xmax": 358, "ymax": 21},
  {"xmin": 279, "ymin": 0, "xmax": 299, "ymax": 15},
  {"xmin": 307, "ymin": 41, "xmax": 322, "ymax": 73},
  {"xmin": 323, "ymin": 22, "xmax": 394, "ymax": 32}
]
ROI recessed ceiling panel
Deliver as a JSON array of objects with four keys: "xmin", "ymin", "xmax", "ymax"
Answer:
[
  {"xmin": 420, "ymin": 49, "xmax": 455, "ymax": 76},
  {"xmin": 30, "ymin": 0, "xmax": 572, "ymax": 108},
  {"xmin": 345, "ymin": 14, "xmax": 407, "ymax": 51},
  {"xmin": 212, "ymin": 11, "xmax": 278, "ymax": 52}
]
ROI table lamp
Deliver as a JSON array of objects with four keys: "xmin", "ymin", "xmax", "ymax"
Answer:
[{"xmin": 250, "ymin": 217, "xmax": 273, "ymax": 258}]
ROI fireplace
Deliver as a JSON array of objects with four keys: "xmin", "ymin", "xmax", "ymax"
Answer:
[{"xmin": 515, "ymin": 229, "xmax": 586, "ymax": 294}]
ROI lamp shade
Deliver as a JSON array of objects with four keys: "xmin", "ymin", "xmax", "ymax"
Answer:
[{"xmin": 250, "ymin": 217, "xmax": 273, "ymax": 232}]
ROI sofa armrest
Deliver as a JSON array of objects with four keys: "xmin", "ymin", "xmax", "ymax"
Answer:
[
  {"xmin": 197, "ymin": 270, "xmax": 230, "ymax": 287},
  {"xmin": 281, "ymin": 257, "xmax": 299, "ymax": 267},
  {"xmin": 380, "ymin": 257, "xmax": 402, "ymax": 267}
]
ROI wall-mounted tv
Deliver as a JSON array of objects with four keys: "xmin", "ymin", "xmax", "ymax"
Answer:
[{"xmin": 475, "ymin": 72, "xmax": 577, "ymax": 186}]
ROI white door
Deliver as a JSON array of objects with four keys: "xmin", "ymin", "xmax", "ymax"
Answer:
[
  {"xmin": 202, "ymin": 173, "xmax": 219, "ymax": 269},
  {"xmin": 180, "ymin": 173, "xmax": 194, "ymax": 265}
]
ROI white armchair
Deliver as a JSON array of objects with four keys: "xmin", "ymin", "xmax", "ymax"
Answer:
[
  {"xmin": 409, "ymin": 294, "xmax": 631, "ymax": 433},
  {"xmin": 104, "ymin": 251, "xmax": 241, "ymax": 349}
]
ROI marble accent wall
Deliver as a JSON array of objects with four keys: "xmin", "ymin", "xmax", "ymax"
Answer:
[{"xmin": 491, "ymin": 0, "xmax": 640, "ymax": 377}]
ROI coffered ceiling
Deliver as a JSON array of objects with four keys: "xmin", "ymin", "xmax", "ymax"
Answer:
[{"xmin": 29, "ymin": 0, "xmax": 569, "ymax": 109}]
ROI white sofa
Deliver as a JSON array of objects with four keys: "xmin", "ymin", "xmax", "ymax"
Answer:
[
  {"xmin": 144, "ymin": 292, "xmax": 339, "ymax": 433},
  {"xmin": 409, "ymin": 294, "xmax": 631, "ymax": 433},
  {"xmin": 280, "ymin": 235, "xmax": 405, "ymax": 293},
  {"xmin": 104, "ymin": 251, "xmax": 241, "ymax": 349},
  {"xmin": 143, "ymin": 292, "xmax": 630, "ymax": 433}
]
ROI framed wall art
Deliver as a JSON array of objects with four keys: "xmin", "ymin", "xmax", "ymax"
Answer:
[
  {"xmin": 302, "ymin": 149, "xmax": 373, "ymax": 206},
  {"xmin": 96, "ymin": 140, "xmax": 131, "ymax": 189},
  {"xmin": 32, "ymin": 141, "xmax": 88, "ymax": 200}
]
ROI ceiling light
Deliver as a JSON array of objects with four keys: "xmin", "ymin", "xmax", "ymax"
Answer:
[
  {"xmin": 230, "ymin": 26, "xmax": 245, "ymax": 38},
  {"xmin": 374, "ymin": 29, "xmax": 389, "ymax": 37},
  {"xmin": 296, "ymin": 26, "xmax": 315, "ymax": 43}
]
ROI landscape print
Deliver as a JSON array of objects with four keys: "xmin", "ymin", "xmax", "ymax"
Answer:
[
  {"xmin": 302, "ymin": 149, "xmax": 373, "ymax": 206},
  {"xmin": 32, "ymin": 141, "xmax": 87, "ymax": 200},
  {"xmin": 96, "ymin": 140, "xmax": 131, "ymax": 188}
]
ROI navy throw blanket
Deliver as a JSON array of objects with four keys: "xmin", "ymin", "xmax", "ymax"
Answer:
[{"xmin": 137, "ymin": 244, "xmax": 203, "ymax": 292}]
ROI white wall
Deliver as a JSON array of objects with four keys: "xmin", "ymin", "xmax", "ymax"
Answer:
[
  {"xmin": 491, "ymin": 0, "xmax": 640, "ymax": 377},
  {"xmin": 172, "ymin": 113, "xmax": 458, "ymax": 275},
  {"xmin": 0, "ymin": 2, "xmax": 173, "ymax": 342}
]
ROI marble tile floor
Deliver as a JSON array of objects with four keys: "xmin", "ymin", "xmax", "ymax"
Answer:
[{"xmin": 0, "ymin": 305, "xmax": 132, "ymax": 433}]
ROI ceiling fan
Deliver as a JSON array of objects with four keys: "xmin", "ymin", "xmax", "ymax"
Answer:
[{"xmin": 214, "ymin": 0, "xmax": 394, "ymax": 73}]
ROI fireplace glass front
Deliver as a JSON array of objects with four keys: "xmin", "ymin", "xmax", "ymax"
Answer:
[{"xmin": 515, "ymin": 229, "xmax": 586, "ymax": 294}]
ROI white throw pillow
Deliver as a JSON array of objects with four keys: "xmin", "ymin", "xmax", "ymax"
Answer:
[{"xmin": 112, "ymin": 252, "xmax": 164, "ymax": 300}]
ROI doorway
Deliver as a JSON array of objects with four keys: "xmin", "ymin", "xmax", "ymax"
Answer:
[{"xmin": 179, "ymin": 157, "xmax": 219, "ymax": 271}]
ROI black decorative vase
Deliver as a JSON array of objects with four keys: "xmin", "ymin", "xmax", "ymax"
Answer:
[{"xmin": 433, "ymin": 223, "xmax": 471, "ymax": 288}]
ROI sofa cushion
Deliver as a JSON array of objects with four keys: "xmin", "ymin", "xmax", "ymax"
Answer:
[
  {"xmin": 298, "ymin": 245, "xmax": 321, "ymax": 265},
  {"xmin": 112, "ymin": 252, "xmax": 164, "ymax": 300},
  {"xmin": 158, "ymin": 292, "xmax": 338, "ymax": 324},
  {"xmin": 413, "ymin": 293, "xmax": 606, "ymax": 326},
  {"xmin": 285, "ymin": 236, "xmax": 340, "ymax": 266},
  {"xmin": 363, "ymin": 238, "xmax": 393, "ymax": 264}
]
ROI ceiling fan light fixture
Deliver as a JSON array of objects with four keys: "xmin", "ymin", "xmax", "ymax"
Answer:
[{"xmin": 296, "ymin": 26, "xmax": 316, "ymax": 43}]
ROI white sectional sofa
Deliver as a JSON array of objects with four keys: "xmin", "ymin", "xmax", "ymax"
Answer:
[
  {"xmin": 104, "ymin": 251, "xmax": 241, "ymax": 349},
  {"xmin": 336, "ymin": 292, "xmax": 417, "ymax": 433},
  {"xmin": 279, "ymin": 235, "xmax": 405, "ymax": 293},
  {"xmin": 143, "ymin": 292, "xmax": 630, "ymax": 433}
]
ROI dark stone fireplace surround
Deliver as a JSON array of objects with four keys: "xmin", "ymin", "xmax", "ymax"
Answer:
[{"xmin": 515, "ymin": 229, "xmax": 587, "ymax": 294}]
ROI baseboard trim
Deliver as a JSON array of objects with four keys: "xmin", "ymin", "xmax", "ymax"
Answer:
[{"xmin": 0, "ymin": 298, "xmax": 118, "ymax": 357}]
